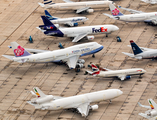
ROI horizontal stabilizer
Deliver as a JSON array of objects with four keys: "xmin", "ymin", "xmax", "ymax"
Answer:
[
  {"xmin": 138, "ymin": 102, "xmax": 151, "ymax": 109},
  {"xmin": 138, "ymin": 113, "xmax": 150, "ymax": 119},
  {"xmin": 27, "ymin": 101, "xmax": 42, "ymax": 109},
  {"xmin": 2, "ymin": 55, "xmax": 14, "ymax": 60},
  {"xmin": 85, "ymin": 70, "xmax": 93, "ymax": 75},
  {"xmin": 38, "ymin": 2, "xmax": 45, "ymax": 7},
  {"xmin": 122, "ymin": 52, "xmax": 135, "ymax": 58},
  {"xmin": 63, "ymin": 0, "xmax": 74, "ymax": 3},
  {"xmin": 103, "ymin": 13, "xmax": 118, "ymax": 19}
]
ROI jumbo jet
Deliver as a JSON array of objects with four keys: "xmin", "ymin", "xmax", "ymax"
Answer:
[
  {"xmin": 44, "ymin": 10, "xmax": 88, "ymax": 27},
  {"xmin": 141, "ymin": 0, "xmax": 157, "ymax": 4},
  {"xmin": 138, "ymin": 99, "xmax": 157, "ymax": 119},
  {"xmin": 38, "ymin": 16, "xmax": 119, "ymax": 42},
  {"xmin": 38, "ymin": 0, "xmax": 113, "ymax": 14},
  {"xmin": 2, "ymin": 42, "xmax": 103, "ymax": 69},
  {"xmin": 85, "ymin": 63, "xmax": 146, "ymax": 80},
  {"xmin": 122, "ymin": 40, "xmax": 157, "ymax": 60},
  {"xmin": 27, "ymin": 87, "xmax": 123, "ymax": 117},
  {"xmin": 103, "ymin": 4, "xmax": 157, "ymax": 25}
]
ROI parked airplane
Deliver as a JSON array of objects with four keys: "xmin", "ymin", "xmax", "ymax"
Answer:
[
  {"xmin": 141, "ymin": 0, "xmax": 157, "ymax": 4},
  {"xmin": 85, "ymin": 63, "xmax": 146, "ymax": 80},
  {"xmin": 103, "ymin": 4, "xmax": 157, "ymax": 25},
  {"xmin": 38, "ymin": 0, "xmax": 113, "ymax": 14},
  {"xmin": 27, "ymin": 87, "xmax": 123, "ymax": 117},
  {"xmin": 122, "ymin": 40, "xmax": 157, "ymax": 60},
  {"xmin": 2, "ymin": 42, "xmax": 103, "ymax": 69},
  {"xmin": 138, "ymin": 99, "xmax": 157, "ymax": 119},
  {"xmin": 38, "ymin": 16, "xmax": 119, "ymax": 42},
  {"xmin": 44, "ymin": 10, "xmax": 88, "ymax": 27}
]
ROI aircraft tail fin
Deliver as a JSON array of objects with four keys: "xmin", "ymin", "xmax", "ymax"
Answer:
[
  {"xmin": 43, "ymin": 0, "xmax": 55, "ymax": 5},
  {"xmin": 33, "ymin": 87, "xmax": 46, "ymax": 98},
  {"xmin": 44, "ymin": 10, "xmax": 58, "ymax": 20},
  {"xmin": 130, "ymin": 40, "xmax": 143, "ymax": 55},
  {"xmin": 148, "ymin": 99, "xmax": 157, "ymax": 110},
  {"xmin": 10, "ymin": 42, "xmax": 31, "ymax": 57},
  {"xmin": 109, "ymin": 4, "xmax": 123, "ymax": 16},
  {"xmin": 91, "ymin": 63, "xmax": 100, "ymax": 76}
]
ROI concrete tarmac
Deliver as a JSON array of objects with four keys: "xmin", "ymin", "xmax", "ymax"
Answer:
[{"xmin": 0, "ymin": 0, "xmax": 157, "ymax": 120}]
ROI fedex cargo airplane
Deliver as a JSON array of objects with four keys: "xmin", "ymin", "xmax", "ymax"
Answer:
[
  {"xmin": 37, "ymin": 16, "xmax": 119, "ymax": 42},
  {"xmin": 38, "ymin": 0, "xmax": 113, "ymax": 14},
  {"xmin": 2, "ymin": 42, "xmax": 103, "ymax": 69},
  {"xmin": 85, "ymin": 63, "xmax": 146, "ymax": 80},
  {"xmin": 104, "ymin": 4, "xmax": 157, "ymax": 25},
  {"xmin": 122, "ymin": 40, "xmax": 157, "ymax": 60},
  {"xmin": 27, "ymin": 87, "xmax": 123, "ymax": 117},
  {"xmin": 44, "ymin": 10, "xmax": 88, "ymax": 27}
]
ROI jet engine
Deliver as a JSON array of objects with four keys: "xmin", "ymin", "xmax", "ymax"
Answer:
[
  {"xmin": 147, "ymin": 110, "xmax": 157, "ymax": 117},
  {"xmin": 90, "ymin": 105, "xmax": 99, "ymax": 110},
  {"xmin": 87, "ymin": 36, "xmax": 94, "ymax": 40},
  {"xmin": 87, "ymin": 9, "xmax": 94, "ymax": 13},
  {"xmin": 39, "ymin": 24, "xmax": 59, "ymax": 30},
  {"xmin": 125, "ymin": 76, "xmax": 131, "ymax": 79},
  {"xmin": 151, "ymin": 19, "xmax": 157, "ymax": 25},
  {"xmin": 75, "ymin": 59, "xmax": 85, "ymax": 69},
  {"xmin": 31, "ymin": 95, "xmax": 54, "ymax": 104},
  {"xmin": 66, "ymin": 22, "xmax": 78, "ymax": 27}
]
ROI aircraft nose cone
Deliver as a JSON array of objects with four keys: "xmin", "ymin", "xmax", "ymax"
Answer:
[
  {"xmin": 113, "ymin": 26, "xmax": 119, "ymax": 31},
  {"xmin": 118, "ymin": 90, "xmax": 123, "ymax": 96},
  {"xmin": 143, "ymin": 69, "xmax": 146, "ymax": 73}
]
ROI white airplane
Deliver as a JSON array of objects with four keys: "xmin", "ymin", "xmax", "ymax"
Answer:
[
  {"xmin": 85, "ymin": 63, "xmax": 146, "ymax": 81},
  {"xmin": 2, "ymin": 42, "xmax": 103, "ymax": 69},
  {"xmin": 141, "ymin": 0, "xmax": 157, "ymax": 4},
  {"xmin": 138, "ymin": 99, "xmax": 157, "ymax": 119},
  {"xmin": 103, "ymin": 4, "xmax": 157, "ymax": 25},
  {"xmin": 38, "ymin": 16, "xmax": 119, "ymax": 42},
  {"xmin": 44, "ymin": 10, "xmax": 88, "ymax": 27},
  {"xmin": 27, "ymin": 87, "xmax": 123, "ymax": 117},
  {"xmin": 38, "ymin": 0, "xmax": 113, "ymax": 14},
  {"xmin": 122, "ymin": 40, "xmax": 157, "ymax": 60}
]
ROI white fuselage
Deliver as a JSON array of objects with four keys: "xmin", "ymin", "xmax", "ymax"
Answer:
[
  {"xmin": 37, "ymin": 89, "xmax": 122, "ymax": 110},
  {"xmin": 46, "ymin": 1, "xmax": 113, "ymax": 10},
  {"xmin": 134, "ymin": 50, "xmax": 157, "ymax": 59},
  {"xmin": 141, "ymin": 0, "xmax": 157, "ymax": 4},
  {"xmin": 13, "ymin": 42, "xmax": 102, "ymax": 63},
  {"xmin": 59, "ymin": 25, "xmax": 119, "ymax": 37},
  {"xmin": 97, "ymin": 68, "xmax": 146, "ymax": 77},
  {"xmin": 51, "ymin": 17, "xmax": 88, "ymax": 24},
  {"xmin": 118, "ymin": 12, "xmax": 157, "ymax": 22}
]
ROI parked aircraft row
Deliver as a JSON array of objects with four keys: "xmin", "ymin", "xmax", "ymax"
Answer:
[{"xmin": 37, "ymin": 16, "xmax": 119, "ymax": 42}]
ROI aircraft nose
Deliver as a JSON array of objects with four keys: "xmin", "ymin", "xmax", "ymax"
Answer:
[
  {"xmin": 118, "ymin": 90, "xmax": 123, "ymax": 96},
  {"xmin": 113, "ymin": 26, "xmax": 119, "ymax": 31},
  {"xmin": 143, "ymin": 69, "xmax": 146, "ymax": 73}
]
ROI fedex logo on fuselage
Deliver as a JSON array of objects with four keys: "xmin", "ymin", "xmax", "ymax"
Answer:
[{"xmin": 92, "ymin": 27, "xmax": 108, "ymax": 33}]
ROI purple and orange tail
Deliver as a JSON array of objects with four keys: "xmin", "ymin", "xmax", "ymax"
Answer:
[{"xmin": 10, "ymin": 42, "xmax": 31, "ymax": 57}]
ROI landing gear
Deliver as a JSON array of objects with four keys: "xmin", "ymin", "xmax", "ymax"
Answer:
[
  {"xmin": 92, "ymin": 54, "xmax": 95, "ymax": 58},
  {"xmin": 139, "ymin": 74, "xmax": 142, "ymax": 78},
  {"xmin": 109, "ymin": 99, "xmax": 112, "ymax": 103},
  {"xmin": 106, "ymin": 34, "xmax": 108, "ymax": 37},
  {"xmin": 46, "ymin": 63, "xmax": 48, "ymax": 67},
  {"xmin": 83, "ymin": 22, "xmax": 84, "ymax": 24}
]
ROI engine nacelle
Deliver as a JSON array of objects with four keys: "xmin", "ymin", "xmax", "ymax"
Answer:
[
  {"xmin": 87, "ymin": 36, "xmax": 94, "ymax": 40},
  {"xmin": 39, "ymin": 24, "xmax": 59, "ymax": 30},
  {"xmin": 66, "ymin": 22, "xmax": 78, "ymax": 27},
  {"xmin": 147, "ymin": 110, "xmax": 157, "ymax": 117},
  {"xmin": 125, "ymin": 76, "xmax": 131, "ymax": 79},
  {"xmin": 77, "ymin": 59, "xmax": 85, "ymax": 64},
  {"xmin": 151, "ymin": 19, "xmax": 157, "ymax": 25},
  {"xmin": 87, "ymin": 9, "xmax": 94, "ymax": 13},
  {"xmin": 31, "ymin": 95, "xmax": 54, "ymax": 104},
  {"xmin": 90, "ymin": 105, "xmax": 99, "ymax": 110},
  {"xmin": 76, "ymin": 63, "xmax": 84, "ymax": 68}
]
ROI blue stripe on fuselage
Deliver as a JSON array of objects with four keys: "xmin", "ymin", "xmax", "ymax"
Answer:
[{"xmin": 81, "ymin": 46, "xmax": 104, "ymax": 57}]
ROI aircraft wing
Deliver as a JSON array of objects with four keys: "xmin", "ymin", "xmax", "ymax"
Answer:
[
  {"xmin": 63, "ymin": 0, "xmax": 74, "ymax": 3},
  {"xmin": 118, "ymin": 75, "xmax": 126, "ymax": 81},
  {"xmin": 138, "ymin": 102, "xmax": 151, "ymax": 109},
  {"xmin": 118, "ymin": 6, "xmax": 145, "ymax": 14},
  {"xmin": 122, "ymin": 52, "xmax": 135, "ymax": 58},
  {"xmin": 138, "ymin": 113, "xmax": 150, "ymax": 119},
  {"xmin": 76, "ymin": 7, "xmax": 90, "ymax": 14},
  {"xmin": 77, "ymin": 102, "xmax": 90, "ymax": 117},
  {"xmin": 25, "ymin": 48, "xmax": 50, "ymax": 53},
  {"xmin": 64, "ymin": 55, "xmax": 80, "ymax": 69},
  {"xmin": 72, "ymin": 33, "xmax": 88, "ymax": 42}
]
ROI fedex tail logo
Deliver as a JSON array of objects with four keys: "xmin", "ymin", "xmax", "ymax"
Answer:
[{"xmin": 92, "ymin": 27, "xmax": 108, "ymax": 33}]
